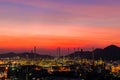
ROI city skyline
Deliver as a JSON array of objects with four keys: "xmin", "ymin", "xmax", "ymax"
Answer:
[{"xmin": 0, "ymin": 0, "xmax": 120, "ymax": 54}]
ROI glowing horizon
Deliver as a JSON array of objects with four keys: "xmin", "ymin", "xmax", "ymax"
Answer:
[{"xmin": 0, "ymin": 0, "xmax": 120, "ymax": 54}]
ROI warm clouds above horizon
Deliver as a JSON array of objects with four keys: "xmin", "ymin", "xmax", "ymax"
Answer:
[{"xmin": 0, "ymin": 0, "xmax": 120, "ymax": 51}]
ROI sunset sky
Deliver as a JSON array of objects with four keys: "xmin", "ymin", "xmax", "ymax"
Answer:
[{"xmin": 0, "ymin": 0, "xmax": 120, "ymax": 55}]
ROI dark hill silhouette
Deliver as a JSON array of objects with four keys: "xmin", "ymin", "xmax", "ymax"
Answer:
[
  {"xmin": 0, "ymin": 52, "xmax": 17, "ymax": 58},
  {"xmin": 67, "ymin": 45, "xmax": 120, "ymax": 60},
  {"xmin": 0, "ymin": 52, "xmax": 53, "ymax": 59},
  {"xmin": 94, "ymin": 45, "xmax": 120, "ymax": 60},
  {"xmin": 104, "ymin": 45, "xmax": 119, "ymax": 49},
  {"xmin": 19, "ymin": 52, "xmax": 54, "ymax": 59},
  {"xmin": 66, "ymin": 51, "xmax": 92, "ymax": 59},
  {"xmin": 0, "ymin": 45, "xmax": 120, "ymax": 60},
  {"xmin": 103, "ymin": 45, "xmax": 120, "ymax": 60}
]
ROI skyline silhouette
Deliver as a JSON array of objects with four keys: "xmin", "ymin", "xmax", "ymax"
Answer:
[
  {"xmin": 0, "ymin": 1, "xmax": 120, "ymax": 79},
  {"xmin": 0, "ymin": 0, "xmax": 120, "ymax": 55},
  {"xmin": 0, "ymin": 44, "xmax": 120, "ymax": 57}
]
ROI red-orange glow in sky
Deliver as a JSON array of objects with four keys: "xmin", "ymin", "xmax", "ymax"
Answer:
[{"xmin": 0, "ymin": 0, "xmax": 120, "ymax": 54}]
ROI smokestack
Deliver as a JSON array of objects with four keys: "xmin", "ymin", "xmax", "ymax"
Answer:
[
  {"xmin": 77, "ymin": 48, "xmax": 79, "ymax": 59},
  {"xmin": 68, "ymin": 48, "xmax": 70, "ymax": 55},
  {"xmin": 57, "ymin": 47, "xmax": 60, "ymax": 58},
  {"xmin": 34, "ymin": 46, "xmax": 36, "ymax": 54},
  {"xmin": 92, "ymin": 48, "xmax": 95, "ymax": 65},
  {"xmin": 78, "ymin": 48, "xmax": 79, "ymax": 51},
  {"xmin": 74, "ymin": 48, "xmax": 76, "ymax": 60},
  {"xmin": 58, "ymin": 47, "xmax": 61, "ymax": 58},
  {"xmin": 81, "ymin": 49, "xmax": 83, "ymax": 53},
  {"xmin": 34, "ymin": 46, "xmax": 36, "ymax": 60}
]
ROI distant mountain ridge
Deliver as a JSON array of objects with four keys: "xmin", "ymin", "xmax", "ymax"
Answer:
[
  {"xmin": 94, "ymin": 45, "xmax": 120, "ymax": 60},
  {"xmin": 0, "ymin": 52, "xmax": 53, "ymax": 59},
  {"xmin": 66, "ymin": 45, "xmax": 120, "ymax": 60},
  {"xmin": 0, "ymin": 45, "xmax": 120, "ymax": 60}
]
